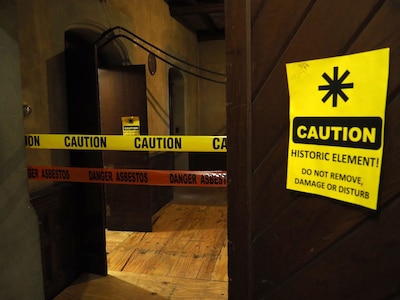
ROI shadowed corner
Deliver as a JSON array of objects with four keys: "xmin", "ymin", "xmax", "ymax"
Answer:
[{"xmin": 54, "ymin": 272, "xmax": 169, "ymax": 300}]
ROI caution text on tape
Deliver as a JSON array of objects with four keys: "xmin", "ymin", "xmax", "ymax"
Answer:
[
  {"xmin": 25, "ymin": 134, "xmax": 227, "ymax": 152},
  {"xmin": 27, "ymin": 166, "xmax": 227, "ymax": 187}
]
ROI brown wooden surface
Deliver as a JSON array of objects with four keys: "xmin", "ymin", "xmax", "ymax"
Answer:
[
  {"xmin": 54, "ymin": 271, "xmax": 227, "ymax": 300},
  {"xmin": 252, "ymin": 0, "xmax": 383, "ymax": 169},
  {"xmin": 30, "ymin": 184, "xmax": 81, "ymax": 300},
  {"xmin": 98, "ymin": 65, "xmax": 148, "ymax": 231},
  {"xmin": 55, "ymin": 187, "xmax": 227, "ymax": 299},
  {"xmin": 266, "ymin": 197, "xmax": 400, "ymax": 300},
  {"xmin": 65, "ymin": 31, "xmax": 107, "ymax": 277},
  {"xmin": 225, "ymin": 0, "xmax": 252, "ymax": 299},
  {"xmin": 226, "ymin": 0, "xmax": 400, "ymax": 299},
  {"xmin": 103, "ymin": 152, "xmax": 173, "ymax": 231},
  {"xmin": 107, "ymin": 187, "xmax": 227, "ymax": 281},
  {"xmin": 98, "ymin": 66, "xmax": 173, "ymax": 231}
]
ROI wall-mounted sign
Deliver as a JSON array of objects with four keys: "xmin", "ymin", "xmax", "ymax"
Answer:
[
  {"xmin": 121, "ymin": 116, "xmax": 140, "ymax": 136},
  {"xmin": 286, "ymin": 48, "xmax": 389, "ymax": 210}
]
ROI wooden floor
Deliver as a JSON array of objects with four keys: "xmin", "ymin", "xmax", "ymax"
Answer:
[{"xmin": 55, "ymin": 187, "xmax": 228, "ymax": 299}]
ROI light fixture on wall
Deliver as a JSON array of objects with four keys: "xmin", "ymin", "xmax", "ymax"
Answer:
[
  {"xmin": 23, "ymin": 103, "xmax": 32, "ymax": 117},
  {"xmin": 148, "ymin": 53, "xmax": 157, "ymax": 75}
]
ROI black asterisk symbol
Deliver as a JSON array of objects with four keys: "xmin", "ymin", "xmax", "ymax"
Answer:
[{"xmin": 318, "ymin": 66, "xmax": 354, "ymax": 107}]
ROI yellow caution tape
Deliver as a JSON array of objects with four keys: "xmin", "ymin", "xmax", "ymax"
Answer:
[{"xmin": 25, "ymin": 134, "xmax": 227, "ymax": 152}]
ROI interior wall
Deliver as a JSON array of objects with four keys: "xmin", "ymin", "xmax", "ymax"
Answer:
[
  {"xmin": 0, "ymin": 0, "xmax": 44, "ymax": 299},
  {"xmin": 9, "ymin": 0, "xmax": 226, "ymax": 296},
  {"xmin": 198, "ymin": 40, "xmax": 226, "ymax": 135},
  {"xmin": 106, "ymin": 0, "xmax": 201, "ymax": 135},
  {"xmin": 17, "ymin": 0, "xmax": 203, "ymax": 193}
]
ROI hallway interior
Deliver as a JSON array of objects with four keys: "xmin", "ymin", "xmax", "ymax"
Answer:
[{"xmin": 55, "ymin": 187, "xmax": 228, "ymax": 299}]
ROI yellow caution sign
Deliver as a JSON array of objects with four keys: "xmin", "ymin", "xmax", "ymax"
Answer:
[
  {"xmin": 286, "ymin": 48, "xmax": 389, "ymax": 210},
  {"xmin": 25, "ymin": 134, "xmax": 227, "ymax": 152},
  {"xmin": 121, "ymin": 116, "xmax": 140, "ymax": 136}
]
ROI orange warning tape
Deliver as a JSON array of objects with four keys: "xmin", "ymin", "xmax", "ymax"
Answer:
[{"xmin": 27, "ymin": 166, "xmax": 227, "ymax": 187}]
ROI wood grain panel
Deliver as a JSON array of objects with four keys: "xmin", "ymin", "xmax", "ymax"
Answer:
[
  {"xmin": 65, "ymin": 31, "xmax": 107, "ymax": 276},
  {"xmin": 55, "ymin": 271, "xmax": 227, "ymax": 300},
  {"xmin": 226, "ymin": 0, "xmax": 400, "ymax": 299},
  {"xmin": 249, "ymin": 0, "xmax": 400, "ymax": 297},
  {"xmin": 348, "ymin": 0, "xmax": 400, "ymax": 97},
  {"xmin": 251, "ymin": 0, "xmax": 315, "ymax": 97},
  {"xmin": 252, "ymin": 0, "xmax": 400, "ymax": 231},
  {"xmin": 379, "ymin": 94, "xmax": 400, "ymax": 201},
  {"xmin": 108, "ymin": 202, "xmax": 227, "ymax": 282},
  {"xmin": 251, "ymin": 92, "xmax": 400, "ymax": 297},
  {"xmin": 264, "ymin": 197, "xmax": 400, "ymax": 300},
  {"xmin": 226, "ymin": 0, "xmax": 400, "ymax": 298},
  {"xmin": 253, "ymin": 198, "xmax": 372, "ymax": 296},
  {"xmin": 251, "ymin": 0, "xmax": 383, "ymax": 170},
  {"xmin": 225, "ymin": 0, "xmax": 253, "ymax": 299},
  {"xmin": 30, "ymin": 184, "xmax": 81, "ymax": 299}
]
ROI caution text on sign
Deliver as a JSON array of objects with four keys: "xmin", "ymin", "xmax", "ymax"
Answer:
[{"xmin": 286, "ymin": 48, "xmax": 389, "ymax": 210}]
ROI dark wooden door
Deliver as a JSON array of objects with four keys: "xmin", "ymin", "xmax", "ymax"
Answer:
[
  {"xmin": 65, "ymin": 32, "xmax": 107, "ymax": 276},
  {"xmin": 226, "ymin": 1, "xmax": 400, "ymax": 299},
  {"xmin": 97, "ymin": 65, "xmax": 153, "ymax": 231}
]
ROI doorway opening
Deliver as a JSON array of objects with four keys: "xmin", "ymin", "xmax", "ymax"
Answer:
[
  {"xmin": 169, "ymin": 67, "xmax": 188, "ymax": 170},
  {"xmin": 169, "ymin": 68, "xmax": 185, "ymax": 136},
  {"xmin": 64, "ymin": 26, "xmax": 228, "ymax": 298}
]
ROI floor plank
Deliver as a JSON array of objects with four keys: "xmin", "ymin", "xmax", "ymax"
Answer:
[
  {"xmin": 109, "ymin": 187, "xmax": 228, "ymax": 282},
  {"xmin": 54, "ymin": 271, "xmax": 228, "ymax": 300},
  {"xmin": 55, "ymin": 187, "xmax": 228, "ymax": 299},
  {"xmin": 105, "ymin": 230, "xmax": 133, "ymax": 254}
]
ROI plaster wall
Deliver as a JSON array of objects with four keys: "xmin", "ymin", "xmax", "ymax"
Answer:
[
  {"xmin": 106, "ymin": 0, "xmax": 201, "ymax": 135},
  {"xmin": 199, "ymin": 40, "xmax": 226, "ymax": 135},
  {"xmin": 0, "ymin": 0, "xmax": 226, "ymax": 297},
  {"xmin": 0, "ymin": 0, "xmax": 44, "ymax": 298},
  {"xmin": 17, "ymin": 0, "xmax": 203, "ymax": 191}
]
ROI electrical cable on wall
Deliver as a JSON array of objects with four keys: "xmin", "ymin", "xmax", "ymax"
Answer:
[{"xmin": 94, "ymin": 26, "xmax": 226, "ymax": 84}]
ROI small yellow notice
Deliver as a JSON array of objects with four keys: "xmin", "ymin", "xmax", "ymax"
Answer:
[
  {"xmin": 121, "ymin": 116, "xmax": 140, "ymax": 136},
  {"xmin": 286, "ymin": 48, "xmax": 389, "ymax": 210}
]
